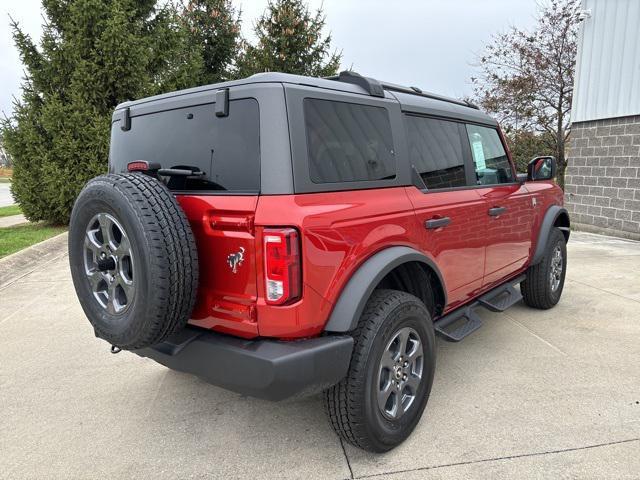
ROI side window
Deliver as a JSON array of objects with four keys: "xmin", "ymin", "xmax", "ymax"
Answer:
[
  {"xmin": 465, "ymin": 124, "xmax": 515, "ymax": 185},
  {"xmin": 404, "ymin": 115, "xmax": 468, "ymax": 189},
  {"xmin": 304, "ymin": 99, "xmax": 396, "ymax": 184}
]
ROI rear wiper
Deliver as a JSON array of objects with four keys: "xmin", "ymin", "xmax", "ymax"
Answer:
[
  {"xmin": 156, "ymin": 165, "xmax": 206, "ymax": 177},
  {"xmin": 158, "ymin": 168, "xmax": 205, "ymax": 177}
]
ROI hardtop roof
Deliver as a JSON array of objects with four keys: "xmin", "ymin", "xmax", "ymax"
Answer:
[{"xmin": 115, "ymin": 71, "xmax": 496, "ymax": 125}]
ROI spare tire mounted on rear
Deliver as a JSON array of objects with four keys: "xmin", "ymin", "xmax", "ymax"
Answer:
[{"xmin": 69, "ymin": 173, "xmax": 198, "ymax": 350}]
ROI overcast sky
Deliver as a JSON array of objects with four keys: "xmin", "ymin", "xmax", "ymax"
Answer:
[{"xmin": 0, "ymin": 0, "xmax": 539, "ymax": 118}]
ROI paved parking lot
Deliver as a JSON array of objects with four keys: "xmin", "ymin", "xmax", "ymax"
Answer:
[
  {"xmin": 1, "ymin": 231, "xmax": 639, "ymax": 479},
  {"xmin": 0, "ymin": 182, "xmax": 14, "ymax": 207}
]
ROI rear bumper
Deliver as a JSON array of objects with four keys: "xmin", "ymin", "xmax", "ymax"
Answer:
[{"xmin": 134, "ymin": 327, "xmax": 353, "ymax": 401}]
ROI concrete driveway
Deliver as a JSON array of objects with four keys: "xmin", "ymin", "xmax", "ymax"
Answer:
[
  {"xmin": 1, "ymin": 231, "xmax": 639, "ymax": 479},
  {"xmin": 0, "ymin": 182, "xmax": 15, "ymax": 207}
]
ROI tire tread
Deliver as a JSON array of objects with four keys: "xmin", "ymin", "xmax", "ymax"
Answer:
[
  {"xmin": 72, "ymin": 173, "xmax": 198, "ymax": 349},
  {"xmin": 521, "ymin": 227, "xmax": 566, "ymax": 310},
  {"xmin": 323, "ymin": 289, "xmax": 433, "ymax": 452}
]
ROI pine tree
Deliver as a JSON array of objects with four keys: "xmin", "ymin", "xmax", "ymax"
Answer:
[
  {"xmin": 179, "ymin": 0, "xmax": 242, "ymax": 86},
  {"xmin": 1, "ymin": 0, "xmax": 195, "ymax": 224},
  {"xmin": 236, "ymin": 0, "xmax": 341, "ymax": 78}
]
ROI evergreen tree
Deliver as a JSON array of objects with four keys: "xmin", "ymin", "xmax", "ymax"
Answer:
[
  {"xmin": 236, "ymin": 0, "xmax": 341, "ymax": 78},
  {"xmin": 1, "ymin": 0, "xmax": 195, "ymax": 224},
  {"xmin": 179, "ymin": 0, "xmax": 242, "ymax": 86}
]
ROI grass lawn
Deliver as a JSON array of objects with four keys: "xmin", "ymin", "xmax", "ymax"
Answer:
[
  {"xmin": 0, "ymin": 178, "xmax": 11, "ymax": 183},
  {"xmin": 0, "ymin": 224, "xmax": 67, "ymax": 258},
  {"xmin": 0, "ymin": 205, "xmax": 21, "ymax": 217}
]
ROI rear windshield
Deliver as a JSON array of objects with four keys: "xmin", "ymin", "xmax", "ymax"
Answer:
[
  {"xmin": 110, "ymin": 98, "xmax": 260, "ymax": 193},
  {"xmin": 303, "ymin": 98, "xmax": 396, "ymax": 184}
]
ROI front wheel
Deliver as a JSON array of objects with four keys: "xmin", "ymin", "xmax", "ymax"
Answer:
[
  {"xmin": 323, "ymin": 289, "xmax": 436, "ymax": 452},
  {"xmin": 521, "ymin": 227, "xmax": 567, "ymax": 309}
]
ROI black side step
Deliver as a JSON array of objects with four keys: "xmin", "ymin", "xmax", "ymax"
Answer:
[
  {"xmin": 478, "ymin": 283, "xmax": 523, "ymax": 312},
  {"xmin": 434, "ymin": 275, "xmax": 525, "ymax": 342},
  {"xmin": 433, "ymin": 306, "xmax": 483, "ymax": 342}
]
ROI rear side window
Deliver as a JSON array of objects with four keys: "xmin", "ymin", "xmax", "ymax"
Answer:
[
  {"xmin": 465, "ymin": 124, "xmax": 515, "ymax": 185},
  {"xmin": 110, "ymin": 98, "xmax": 260, "ymax": 193},
  {"xmin": 404, "ymin": 115, "xmax": 467, "ymax": 189},
  {"xmin": 304, "ymin": 99, "xmax": 396, "ymax": 184}
]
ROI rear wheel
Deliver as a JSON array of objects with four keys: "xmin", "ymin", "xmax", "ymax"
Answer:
[
  {"xmin": 521, "ymin": 227, "xmax": 567, "ymax": 309},
  {"xmin": 323, "ymin": 289, "xmax": 436, "ymax": 452}
]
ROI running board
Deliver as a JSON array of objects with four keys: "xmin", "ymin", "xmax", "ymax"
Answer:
[
  {"xmin": 433, "ymin": 306, "xmax": 483, "ymax": 342},
  {"xmin": 478, "ymin": 283, "xmax": 523, "ymax": 312},
  {"xmin": 434, "ymin": 275, "xmax": 525, "ymax": 342}
]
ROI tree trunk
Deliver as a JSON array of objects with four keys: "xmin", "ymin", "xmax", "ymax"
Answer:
[
  {"xmin": 556, "ymin": 101, "xmax": 566, "ymax": 190},
  {"xmin": 557, "ymin": 139, "xmax": 566, "ymax": 190}
]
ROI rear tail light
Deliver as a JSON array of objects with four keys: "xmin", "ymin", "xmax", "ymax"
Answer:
[
  {"xmin": 263, "ymin": 228, "xmax": 301, "ymax": 305},
  {"xmin": 127, "ymin": 161, "xmax": 160, "ymax": 172},
  {"xmin": 127, "ymin": 161, "xmax": 150, "ymax": 172}
]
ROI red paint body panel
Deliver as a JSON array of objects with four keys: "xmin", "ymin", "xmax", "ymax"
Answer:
[
  {"xmin": 524, "ymin": 181, "xmax": 565, "ymax": 256},
  {"xmin": 476, "ymin": 184, "xmax": 535, "ymax": 286},
  {"xmin": 255, "ymin": 187, "xmax": 419, "ymax": 337},
  {"xmin": 404, "ymin": 186, "xmax": 486, "ymax": 310},
  {"xmin": 176, "ymin": 195, "xmax": 259, "ymax": 338},
  {"xmin": 176, "ymin": 181, "xmax": 563, "ymax": 340}
]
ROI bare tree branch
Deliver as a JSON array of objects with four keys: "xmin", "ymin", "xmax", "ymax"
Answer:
[{"xmin": 471, "ymin": 0, "xmax": 580, "ymax": 187}]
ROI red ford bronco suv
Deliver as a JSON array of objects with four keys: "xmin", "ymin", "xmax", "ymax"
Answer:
[{"xmin": 69, "ymin": 71, "xmax": 569, "ymax": 452}]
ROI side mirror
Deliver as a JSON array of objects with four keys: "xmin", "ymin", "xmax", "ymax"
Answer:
[{"xmin": 527, "ymin": 156, "xmax": 556, "ymax": 181}]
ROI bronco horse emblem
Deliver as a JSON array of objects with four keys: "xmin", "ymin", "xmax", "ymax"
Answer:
[{"xmin": 227, "ymin": 247, "xmax": 245, "ymax": 274}]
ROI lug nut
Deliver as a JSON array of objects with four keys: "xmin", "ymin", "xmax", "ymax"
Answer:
[
  {"xmin": 403, "ymin": 361, "xmax": 409, "ymax": 367},
  {"xmin": 403, "ymin": 374, "xmax": 407, "ymax": 380}
]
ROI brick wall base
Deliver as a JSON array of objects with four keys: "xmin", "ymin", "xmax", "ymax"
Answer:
[
  {"xmin": 564, "ymin": 115, "xmax": 640, "ymax": 240},
  {"xmin": 570, "ymin": 221, "xmax": 640, "ymax": 241}
]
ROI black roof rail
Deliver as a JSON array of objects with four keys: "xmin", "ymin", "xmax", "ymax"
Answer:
[
  {"xmin": 330, "ymin": 71, "xmax": 385, "ymax": 97},
  {"xmin": 464, "ymin": 100, "xmax": 480, "ymax": 110},
  {"xmin": 328, "ymin": 71, "xmax": 479, "ymax": 110},
  {"xmin": 380, "ymin": 82, "xmax": 479, "ymax": 110}
]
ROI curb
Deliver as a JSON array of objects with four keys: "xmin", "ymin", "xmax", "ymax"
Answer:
[{"xmin": 0, "ymin": 232, "xmax": 69, "ymax": 289}]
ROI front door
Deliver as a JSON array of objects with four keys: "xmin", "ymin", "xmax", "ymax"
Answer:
[{"xmin": 464, "ymin": 124, "xmax": 535, "ymax": 286}]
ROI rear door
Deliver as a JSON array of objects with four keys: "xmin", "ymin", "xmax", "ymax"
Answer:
[
  {"xmin": 463, "ymin": 124, "xmax": 535, "ymax": 286},
  {"xmin": 403, "ymin": 115, "xmax": 486, "ymax": 310},
  {"xmin": 110, "ymin": 89, "xmax": 265, "ymax": 337}
]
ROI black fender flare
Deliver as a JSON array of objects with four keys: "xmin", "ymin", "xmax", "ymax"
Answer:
[
  {"xmin": 531, "ymin": 206, "xmax": 570, "ymax": 265},
  {"xmin": 323, "ymin": 246, "xmax": 446, "ymax": 333}
]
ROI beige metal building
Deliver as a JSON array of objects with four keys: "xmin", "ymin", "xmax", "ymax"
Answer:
[{"xmin": 565, "ymin": 0, "xmax": 640, "ymax": 240}]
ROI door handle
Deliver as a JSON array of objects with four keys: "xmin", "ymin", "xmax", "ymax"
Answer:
[
  {"xmin": 425, "ymin": 217, "xmax": 451, "ymax": 229},
  {"xmin": 488, "ymin": 206, "xmax": 507, "ymax": 217}
]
